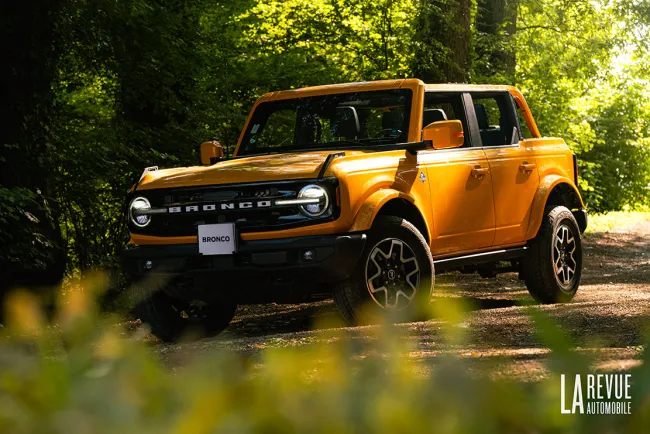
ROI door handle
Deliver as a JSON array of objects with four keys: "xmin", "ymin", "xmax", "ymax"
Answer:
[
  {"xmin": 519, "ymin": 162, "xmax": 536, "ymax": 172},
  {"xmin": 471, "ymin": 166, "xmax": 489, "ymax": 179}
]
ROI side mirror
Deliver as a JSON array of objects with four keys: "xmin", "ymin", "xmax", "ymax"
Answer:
[
  {"xmin": 422, "ymin": 120, "xmax": 464, "ymax": 150},
  {"xmin": 200, "ymin": 141, "xmax": 225, "ymax": 165}
]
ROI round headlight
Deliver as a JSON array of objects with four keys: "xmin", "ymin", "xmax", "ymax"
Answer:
[
  {"xmin": 129, "ymin": 197, "xmax": 152, "ymax": 227},
  {"xmin": 298, "ymin": 184, "xmax": 329, "ymax": 217}
]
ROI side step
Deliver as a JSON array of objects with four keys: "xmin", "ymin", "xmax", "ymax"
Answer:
[{"xmin": 433, "ymin": 246, "xmax": 528, "ymax": 273}]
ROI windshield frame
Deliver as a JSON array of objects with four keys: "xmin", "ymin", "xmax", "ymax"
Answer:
[{"xmin": 236, "ymin": 88, "xmax": 414, "ymax": 157}]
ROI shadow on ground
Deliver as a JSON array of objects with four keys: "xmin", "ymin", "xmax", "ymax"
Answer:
[{"xmin": 217, "ymin": 227, "xmax": 649, "ymax": 346}]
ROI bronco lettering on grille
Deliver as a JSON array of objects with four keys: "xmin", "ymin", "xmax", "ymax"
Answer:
[{"xmin": 169, "ymin": 201, "xmax": 273, "ymax": 213}]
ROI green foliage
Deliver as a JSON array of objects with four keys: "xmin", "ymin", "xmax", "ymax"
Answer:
[
  {"xmin": 235, "ymin": 0, "xmax": 417, "ymax": 82},
  {"xmin": 1, "ymin": 283, "xmax": 650, "ymax": 433},
  {"xmin": 0, "ymin": 188, "xmax": 54, "ymax": 271},
  {"xmin": 512, "ymin": 0, "xmax": 650, "ymax": 212},
  {"xmin": 578, "ymin": 84, "xmax": 650, "ymax": 211}
]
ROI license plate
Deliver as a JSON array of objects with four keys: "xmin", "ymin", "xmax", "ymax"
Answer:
[{"xmin": 198, "ymin": 223, "xmax": 237, "ymax": 255}]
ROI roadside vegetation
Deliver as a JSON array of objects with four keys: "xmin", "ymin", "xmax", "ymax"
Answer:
[{"xmin": 1, "ymin": 275, "xmax": 650, "ymax": 434}]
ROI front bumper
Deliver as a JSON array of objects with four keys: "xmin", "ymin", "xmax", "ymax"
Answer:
[{"xmin": 122, "ymin": 233, "xmax": 366, "ymax": 301}]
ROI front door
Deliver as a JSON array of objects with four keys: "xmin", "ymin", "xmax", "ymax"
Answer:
[
  {"xmin": 419, "ymin": 148, "xmax": 496, "ymax": 256},
  {"xmin": 418, "ymin": 91, "xmax": 495, "ymax": 256}
]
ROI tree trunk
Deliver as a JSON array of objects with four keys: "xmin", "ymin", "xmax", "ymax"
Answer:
[
  {"xmin": 412, "ymin": 0, "xmax": 472, "ymax": 83},
  {"xmin": 475, "ymin": 0, "xmax": 518, "ymax": 81}
]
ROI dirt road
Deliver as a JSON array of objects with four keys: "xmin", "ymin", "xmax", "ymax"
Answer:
[{"xmin": 159, "ymin": 219, "xmax": 650, "ymax": 378}]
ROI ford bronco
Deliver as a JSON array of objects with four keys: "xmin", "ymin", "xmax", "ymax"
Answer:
[{"xmin": 122, "ymin": 79, "xmax": 587, "ymax": 341}]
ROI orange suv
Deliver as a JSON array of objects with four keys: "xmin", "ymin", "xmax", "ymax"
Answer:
[{"xmin": 123, "ymin": 79, "xmax": 587, "ymax": 341}]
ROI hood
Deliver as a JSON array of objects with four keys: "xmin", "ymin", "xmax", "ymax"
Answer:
[{"xmin": 136, "ymin": 151, "xmax": 347, "ymax": 190}]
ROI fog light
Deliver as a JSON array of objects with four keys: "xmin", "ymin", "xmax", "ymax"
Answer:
[
  {"xmin": 143, "ymin": 260, "xmax": 153, "ymax": 270},
  {"xmin": 303, "ymin": 250, "xmax": 315, "ymax": 261}
]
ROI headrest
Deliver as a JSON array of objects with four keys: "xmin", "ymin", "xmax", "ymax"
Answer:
[
  {"xmin": 382, "ymin": 110, "xmax": 404, "ymax": 131},
  {"xmin": 296, "ymin": 114, "xmax": 320, "ymax": 144},
  {"xmin": 422, "ymin": 109, "xmax": 447, "ymax": 127},
  {"xmin": 331, "ymin": 106, "xmax": 360, "ymax": 139},
  {"xmin": 474, "ymin": 104, "xmax": 490, "ymax": 129}
]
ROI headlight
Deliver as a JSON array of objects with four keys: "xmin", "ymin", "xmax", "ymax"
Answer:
[
  {"xmin": 129, "ymin": 197, "xmax": 152, "ymax": 227},
  {"xmin": 298, "ymin": 184, "xmax": 329, "ymax": 217}
]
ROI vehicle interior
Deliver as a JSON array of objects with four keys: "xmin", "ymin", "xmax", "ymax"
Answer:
[
  {"xmin": 240, "ymin": 89, "xmax": 412, "ymax": 154},
  {"xmin": 470, "ymin": 92, "xmax": 521, "ymax": 147},
  {"xmin": 423, "ymin": 92, "xmax": 523, "ymax": 148}
]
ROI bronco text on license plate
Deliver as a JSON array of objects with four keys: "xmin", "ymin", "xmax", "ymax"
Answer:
[{"xmin": 198, "ymin": 223, "xmax": 236, "ymax": 255}]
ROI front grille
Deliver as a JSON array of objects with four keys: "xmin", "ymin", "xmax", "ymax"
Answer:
[{"xmin": 129, "ymin": 179, "xmax": 338, "ymax": 237}]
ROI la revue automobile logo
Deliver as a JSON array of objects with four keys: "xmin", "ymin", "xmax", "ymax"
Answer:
[
  {"xmin": 561, "ymin": 374, "xmax": 632, "ymax": 415},
  {"xmin": 169, "ymin": 200, "xmax": 273, "ymax": 213}
]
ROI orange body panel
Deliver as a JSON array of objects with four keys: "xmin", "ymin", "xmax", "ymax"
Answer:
[
  {"xmin": 137, "ymin": 152, "xmax": 331, "ymax": 190},
  {"xmin": 417, "ymin": 148, "xmax": 495, "ymax": 254},
  {"xmin": 129, "ymin": 80, "xmax": 585, "ymax": 260},
  {"xmin": 483, "ymin": 144, "xmax": 540, "ymax": 246}
]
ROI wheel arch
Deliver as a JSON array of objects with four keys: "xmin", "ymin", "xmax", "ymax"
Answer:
[
  {"xmin": 349, "ymin": 190, "xmax": 431, "ymax": 244},
  {"xmin": 526, "ymin": 175, "xmax": 586, "ymax": 239}
]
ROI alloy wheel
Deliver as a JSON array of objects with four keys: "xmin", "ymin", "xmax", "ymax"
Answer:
[
  {"xmin": 553, "ymin": 224, "xmax": 577, "ymax": 290},
  {"xmin": 365, "ymin": 238, "xmax": 420, "ymax": 310}
]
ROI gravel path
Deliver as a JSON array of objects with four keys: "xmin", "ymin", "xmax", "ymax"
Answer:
[{"xmin": 157, "ymin": 218, "xmax": 650, "ymax": 378}]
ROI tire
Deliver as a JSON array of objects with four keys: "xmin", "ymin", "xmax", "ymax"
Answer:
[
  {"xmin": 132, "ymin": 281, "xmax": 236, "ymax": 342},
  {"xmin": 184, "ymin": 298, "xmax": 237, "ymax": 339},
  {"xmin": 333, "ymin": 215, "xmax": 434, "ymax": 324},
  {"xmin": 522, "ymin": 206, "xmax": 583, "ymax": 303}
]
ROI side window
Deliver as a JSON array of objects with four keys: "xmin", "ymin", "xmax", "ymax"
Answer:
[
  {"xmin": 515, "ymin": 105, "xmax": 533, "ymax": 139},
  {"xmin": 423, "ymin": 93, "xmax": 471, "ymax": 147},
  {"xmin": 471, "ymin": 93, "xmax": 520, "ymax": 147}
]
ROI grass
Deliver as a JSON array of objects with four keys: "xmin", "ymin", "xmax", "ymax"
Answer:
[{"xmin": 585, "ymin": 211, "xmax": 650, "ymax": 233}]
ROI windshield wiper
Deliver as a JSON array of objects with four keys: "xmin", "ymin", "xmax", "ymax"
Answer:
[
  {"xmin": 356, "ymin": 137, "xmax": 401, "ymax": 144},
  {"xmin": 323, "ymin": 140, "xmax": 362, "ymax": 146}
]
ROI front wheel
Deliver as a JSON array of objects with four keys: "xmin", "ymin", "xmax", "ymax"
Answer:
[
  {"xmin": 133, "ymin": 283, "xmax": 236, "ymax": 342},
  {"xmin": 333, "ymin": 215, "xmax": 434, "ymax": 323},
  {"xmin": 522, "ymin": 206, "xmax": 583, "ymax": 303}
]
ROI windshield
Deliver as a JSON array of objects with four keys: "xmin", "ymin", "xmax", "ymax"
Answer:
[{"xmin": 238, "ymin": 89, "xmax": 412, "ymax": 155}]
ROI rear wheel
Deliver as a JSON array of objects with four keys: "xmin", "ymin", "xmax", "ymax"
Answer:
[
  {"xmin": 333, "ymin": 215, "xmax": 434, "ymax": 323},
  {"xmin": 522, "ymin": 206, "xmax": 583, "ymax": 303},
  {"xmin": 133, "ymin": 283, "xmax": 236, "ymax": 342}
]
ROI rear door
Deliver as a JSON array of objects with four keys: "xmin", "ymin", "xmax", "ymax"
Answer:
[
  {"xmin": 418, "ymin": 92, "xmax": 496, "ymax": 256},
  {"xmin": 469, "ymin": 92, "xmax": 540, "ymax": 246}
]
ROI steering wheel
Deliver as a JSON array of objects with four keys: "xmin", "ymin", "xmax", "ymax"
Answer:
[{"xmin": 376, "ymin": 128, "xmax": 403, "ymax": 139}]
